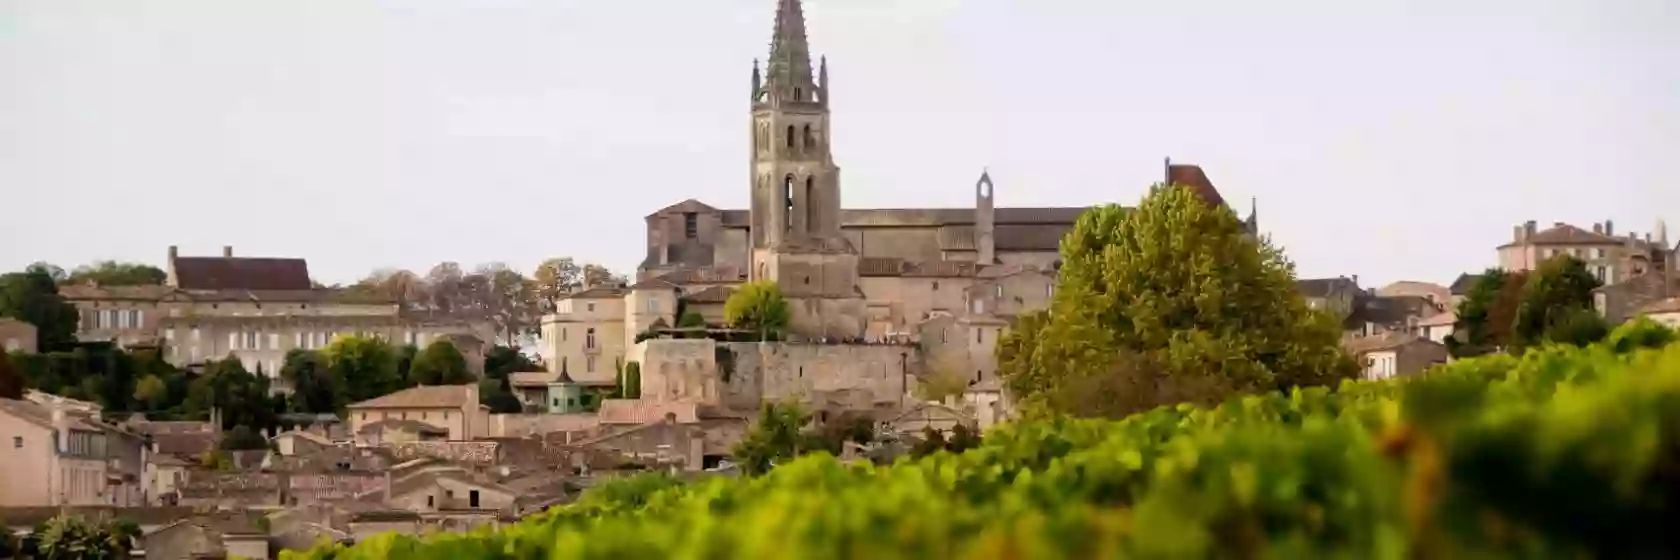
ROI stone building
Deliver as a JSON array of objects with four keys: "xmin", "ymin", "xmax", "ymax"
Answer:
[
  {"xmin": 59, "ymin": 245, "xmax": 494, "ymax": 377},
  {"xmin": 1497, "ymin": 219, "xmax": 1674, "ymax": 284},
  {"xmin": 629, "ymin": 0, "xmax": 1254, "ymax": 340}
]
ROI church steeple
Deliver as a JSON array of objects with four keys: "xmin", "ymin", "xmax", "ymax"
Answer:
[{"xmin": 756, "ymin": 0, "xmax": 822, "ymax": 107}]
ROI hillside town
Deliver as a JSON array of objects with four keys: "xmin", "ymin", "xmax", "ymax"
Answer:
[{"xmin": 2, "ymin": 1, "xmax": 1676, "ymax": 558}]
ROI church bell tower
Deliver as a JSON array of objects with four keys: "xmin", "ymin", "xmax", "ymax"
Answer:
[
  {"xmin": 749, "ymin": 0, "xmax": 843, "ymax": 250},
  {"xmin": 746, "ymin": 0, "xmax": 864, "ymax": 340}
]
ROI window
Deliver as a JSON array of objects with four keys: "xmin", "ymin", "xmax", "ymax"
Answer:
[
  {"xmin": 932, "ymin": 281, "xmax": 940, "ymax": 291},
  {"xmin": 647, "ymin": 298, "xmax": 659, "ymax": 314},
  {"xmin": 786, "ymin": 125, "xmax": 795, "ymax": 148},
  {"xmin": 562, "ymin": 328, "xmax": 567, "ymax": 341},
  {"xmin": 803, "ymin": 124, "xmax": 813, "ymax": 148},
  {"xmin": 269, "ymin": 333, "xmax": 280, "ymax": 350},
  {"xmin": 245, "ymin": 331, "xmax": 259, "ymax": 350},
  {"xmin": 586, "ymin": 328, "xmax": 596, "ymax": 350},
  {"xmin": 995, "ymin": 285, "xmax": 1003, "ymax": 298},
  {"xmin": 1046, "ymin": 284, "xmax": 1054, "ymax": 298},
  {"xmin": 427, "ymin": 495, "xmax": 435, "ymax": 508},
  {"xmin": 587, "ymin": 355, "xmax": 596, "ymax": 373},
  {"xmin": 783, "ymin": 175, "xmax": 795, "ymax": 232},
  {"xmin": 587, "ymin": 303, "xmax": 595, "ymax": 313},
  {"xmin": 683, "ymin": 212, "xmax": 698, "ymax": 239},
  {"xmin": 976, "ymin": 328, "xmax": 983, "ymax": 344},
  {"xmin": 553, "ymin": 398, "xmax": 560, "ymax": 407},
  {"xmin": 1592, "ymin": 247, "xmax": 1606, "ymax": 260},
  {"xmin": 469, "ymin": 490, "xmax": 481, "ymax": 508},
  {"xmin": 228, "ymin": 332, "xmax": 239, "ymax": 350},
  {"xmin": 12, "ymin": 436, "xmax": 20, "ymax": 448}
]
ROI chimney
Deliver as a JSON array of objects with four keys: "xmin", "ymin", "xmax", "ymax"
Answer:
[
  {"xmin": 222, "ymin": 246, "xmax": 233, "ymax": 258},
  {"xmin": 1351, "ymin": 274, "xmax": 1359, "ymax": 287},
  {"xmin": 1553, "ymin": 221, "xmax": 1566, "ymax": 229},
  {"xmin": 1525, "ymin": 220, "xmax": 1538, "ymax": 238},
  {"xmin": 166, "ymin": 245, "xmax": 180, "ymax": 287},
  {"xmin": 1605, "ymin": 220, "xmax": 1615, "ymax": 236},
  {"xmin": 1593, "ymin": 223, "xmax": 1603, "ymax": 234},
  {"xmin": 1513, "ymin": 225, "xmax": 1526, "ymax": 242}
]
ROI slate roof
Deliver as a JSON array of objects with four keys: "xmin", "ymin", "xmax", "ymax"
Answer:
[
  {"xmin": 1167, "ymin": 164, "xmax": 1226, "ymax": 208},
  {"xmin": 172, "ymin": 256, "xmax": 312, "ymax": 291},
  {"xmin": 1296, "ymin": 277, "xmax": 1361, "ymax": 298},
  {"xmin": 1449, "ymin": 273, "xmax": 1484, "ymax": 296},
  {"xmin": 347, "ymin": 385, "xmax": 475, "ymax": 410}
]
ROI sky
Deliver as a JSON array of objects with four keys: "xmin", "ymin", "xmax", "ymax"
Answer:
[{"xmin": 1, "ymin": 0, "xmax": 1676, "ymax": 288}]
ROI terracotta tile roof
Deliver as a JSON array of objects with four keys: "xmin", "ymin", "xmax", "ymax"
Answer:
[
  {"xmin": 596, "ymin": 400, "xmax": 699, "ymax": 425},
  {"xmin": 1166, "ymin": 164, "xmax": 1226, "ymax": 207},
  {"xmin": 1342, "ymin": 332, "xmax": 1437, "ymax": 355},
  {"xmin": 1414, "ymin": 311, "xmax": 1458, "ymax": 327},
  {"xmin": 0, "ymin": 398, "xmax": 104, "ymax": 431},
  {"xmin": 0, "ymin": 506, "xmax": 199, "ymax": 528},
  {"xmin": 347, "ymin": 384, "xmax": 474, "ymax": 409},
  {"xmin": 682, "ymin": 285, "xmax": 735, "ymax": 304},
  {"xmin": 357, "ymin": 418, "xmax": 448, "ymax": 435},
  {"xmin": 172, "ymin": 256, "xmax": 312, "ymax": 291},
  {"xmin": 563, "ymin": 287, "xmax": 628, "ymax": 300},
  {"xmin": 509, "ymin": 371, "xmax": 558, "ymax": 388},
  {"xmin": 1641, "ymin": 296, "xmax": 1680, "ymax": 314},
  {"xmin": 644, "ymin": 198, "xmax": 720, "ymax": 218},
  {"xmin": 1507, "ymin": 223, "xmax": 1622, "ymax": 247},
  {"xmin": 153, "ymin": 433, "xmax": 218, "ymax": 456}
]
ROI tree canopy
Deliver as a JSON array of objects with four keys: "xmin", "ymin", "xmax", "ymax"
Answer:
[
  {"xmin": 409, "ymin": 340, "xmax": 474, "ymax": 385},
  {"xmin": 999, "ymin": 183, "xmax": 1355, "ymax": 419},
  {"xmin": 65, "ymin": 261, "xmax": 167, "ymax": 286},
  {"xmin": 1512, "ymin": 255, "xmax": 1604, "ymax": 350},
  {"xmin": 724, "ymin": 280, "xmax": 792, "ymax": 340},
  {"xmin": 323, "ymin": 334, "xmax": 404, "ymax": 403},
  {"xmin": 0, "ymin": 268, "xmax": 80, "ymax": 351}
]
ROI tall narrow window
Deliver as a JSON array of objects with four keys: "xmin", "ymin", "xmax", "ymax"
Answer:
[
  {"xmin": 805, "ymin": 176, "xmax": 816, "ymax": 233},
  {"xmin": 683, "ymin": 212, "xmax": 698, "ymax": 239},
  {"xmin": 802, "ymin": 124, "xmax": 813, "ymax": 149},
  {"xmin": 783, "ymin": 175, "xmax": 795, "ymax": 232},
  {"xmin": 785, "ymin": 125, "xmax": 795, "ymax": 148},
  {"xmin": 585, "ymin": 328, "xmax": 596, "ymax": 350}
]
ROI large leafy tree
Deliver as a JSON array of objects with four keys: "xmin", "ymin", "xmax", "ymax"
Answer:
[
  {"xmin": 1512, "ymin": 255, "xmax": 1605, "ymax": 350},
  {"xmin": 186, "ymin": 357, "xmax": 277, "ymax": 433},
  {"xmin": 0, "ymin": 267, "xmax": 80, "ymax": 351},
  {"xmin": 1449, "ymin": 269, "xmax": 1529, "ymax": 357},
  {"xmin": 998, "ymin": 183, "xmax": 1355, "ymax": 419},
  {"xmin": 410, "ymin": 339, "xmax": 474, "ymax": 385},
  {"xmin": 724, "ymin": 280, "xmax": 792, "ymax": 340},
  {"xmin": 323, "ymin": 334, "xmax": 405, "ymax": 403},
  {"xmin": 532, "ymin": 257, "xmax": 582, "ymax": 311},
  {"xmin": 65, "ymin": 261, "xmax": 167, "ymax": 286},
  {"xmin": 281, "ymin": 349, "xmax": 343, "ymax": 414}
]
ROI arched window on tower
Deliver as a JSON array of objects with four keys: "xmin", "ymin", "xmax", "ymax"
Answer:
[
  {"xmin": 802, "ymin": 125, "xmax": 813, "ymax": 149},
  {"xmin": 785, "ymin": 125, "xmax": 795, "ymax": 149},
  {"xmin": 794, "ymin": 87, "xmax": 802, "ymax": 101},
  {"xmin": 783, "ymin": 174, "xmax": 795, "ymax": 233},
  {"xmin": 805, "ymin": 176, "xmax": 816, "ymax": 233}
]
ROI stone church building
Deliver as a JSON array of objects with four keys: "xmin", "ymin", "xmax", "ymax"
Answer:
[
  {"xmin": 543, "ymin": 0, "xmax": 1257, "ymax": 417},
  {"xmin": 630, "ymin": 0, "xmax": 1255, "ymax": 341}
]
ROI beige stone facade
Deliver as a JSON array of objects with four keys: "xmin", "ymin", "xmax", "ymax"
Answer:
[
  {"xmin": 61, "ymin": 246, "xmax": 495, "ymax": 378},
  {"xmin": 538, "ymin": 287, "xmax": 627, "ymax": 384},
  {"xmin": 1497, "ymin": 220, "xmax": 1673, "ymax": 285},
  {"xmin": 632, "ymin": 339, "xmax": 921, "ymax": 410},
  {"xmin": 346, "ymin": 385, "xmax": 490, "ymax": 442},
  {"xmin": 0, "ymin": 399, "xmax": 120, "ymax": 506}
]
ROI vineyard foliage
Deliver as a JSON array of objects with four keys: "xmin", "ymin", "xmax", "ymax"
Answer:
[{"xmin": 289, "ymin": 320, "xmax": 1680, "ymax": 559}]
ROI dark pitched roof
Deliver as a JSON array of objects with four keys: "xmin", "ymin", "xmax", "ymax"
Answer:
[
  {"xmin": 995, "ymin": 224, "xmax": 1071, "ymax": 251},
  {"xmin": 1296, "ymin": 277, "xmax": 1360, "ymax": 298},
  {"xmin": 1166, "ymin": 164, "xmax": 1226, "ymax": 207},
  {"xmin": 1449, "ymin": 273, "xmax": 1484, "ymax": 295},
  {"xmin": 1349, "ymin": 295, "xmax": 1440, "ymax": 329},
  {"xmin": 172, "ymin": 256, "xmax": 312, "ymax": 291}
]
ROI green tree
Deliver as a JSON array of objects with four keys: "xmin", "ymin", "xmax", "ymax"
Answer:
[
  {"xmin": 28, "ymin": 513, "xmax": 139, "ymax": 559},
  {"xmin": 394, "ymin": 344, "xmax": 418, "ymax": 382},
  {"xmin": 323, "ymin": 335, "xmax": 404, "ymax": 402},
  {"xmin": 732, "ymin": 402, "xmax": 817, "ymax": 475},
  {"xmin": 1450, "ymin": 269, "xmax": 1531, "ymax": 357},
  {"xmin": 218, "ymin": 424, "xmax": 269, "ymax": 450},
  {"xmin": 280, "ymin": 349, "xmax": 342, "ymax": 414},
  {"xmin": 484, "ymin": 345, "xmax": 541, "ymax": 380},
  {"xmin": 0, "ymin": 353, "xmax": 22, "ymax": 399},
  {"xmin": 65, "ymin": 261, "xmax": 167, "ymax": 286},
  {"xmin": 478, "ymin": 376, "xmax": 523, "ymax": 413},
  {"xmin": 132, "ymin": 374, "xmax": 167, "ymax": 409},
  {"xmin": 1512, "ymin": 255, "xmax": 1604, "ymax": 350},
  {"xmin": 724, "ymin": 280, "xmax": 792, "ymax": 340},
  {"xmin": 622, "ymin": 361, "xmax": 642, "ymax": 399},
  {"xmin": 532, "ymin": 257, "xmax": 581, "ymax": 311},
  {"xmin": 410, "ymin": 340, "xmax": 473, "ymax": 385},
  {"xmin": 999, "ymin": 184, "xmax": 1356, "ymax": 419},
  {"xmin": 186, "ymin": 357, "xmax": 276, "ymax": 432},
  {"xmin": 0, "ymin": 267, "xmax": 80, "ymax": 351}
]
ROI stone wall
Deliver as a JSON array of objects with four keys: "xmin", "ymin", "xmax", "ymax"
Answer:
[
  {"xmin": 386, "ymin": 441, "xmax": 499, "ymax": 466},
  {"xmin": 636, "ymin": 339, "xmax": 921, "ymax": 410}
]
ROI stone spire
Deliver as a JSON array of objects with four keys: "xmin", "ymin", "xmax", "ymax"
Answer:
[{"xmin": 760, "ymin": 0, "xmax": 820, "ymax": 106}]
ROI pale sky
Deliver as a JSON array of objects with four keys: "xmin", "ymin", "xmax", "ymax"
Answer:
[{"xmin": 2, "ymin": 0, "xmax": 1675, "ymax": 288}]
